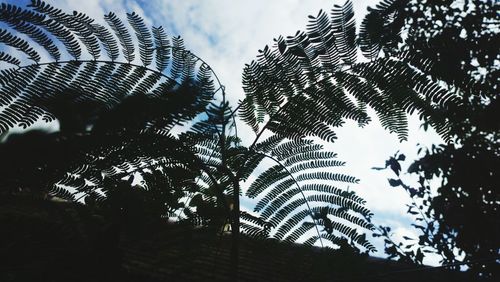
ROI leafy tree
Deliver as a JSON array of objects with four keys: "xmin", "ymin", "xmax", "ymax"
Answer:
[
  {"xmin": 366, "ymin": 0, "xmax": 499, "ymax": 279},
  {"xmin": 0, "ymin": 0, "xmax": 371, "ymax": 278},
  {"xmin": 0, "ymin": 0, "xmax": 470, "ymax": 280}
]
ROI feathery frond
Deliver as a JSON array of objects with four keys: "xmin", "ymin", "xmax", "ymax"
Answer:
[
  {"xmin": 152, "ymin": 26, "xmax": 171, "ymax": 72},
  {"xmin": 244, "ymin": 138, "xmax": 374, "ymax": 250},
  {"xmin": 0, "ymin": 29, "xmax": 41, "ymax": 62},
  {"xmin": 104, "ymin": 12, "xmax": 135, "ymax": 62},
  {"xmin": 241, "ymin": 0, "xmax": 459, "ymax": 142},
  {"xmin": 0, "ymin": 0, "xmax": 216, "ymax": 134},
  {"xmin": 127, "ymin": 12, "xmax": 154, "ymax": 66}
]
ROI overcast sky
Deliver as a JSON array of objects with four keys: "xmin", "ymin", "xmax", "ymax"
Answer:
[{"xmin": 4, "ymin": 0, "xmax": 445, "ymax": 264}]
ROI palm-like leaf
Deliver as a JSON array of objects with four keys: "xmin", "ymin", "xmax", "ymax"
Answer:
[
  {"xmin": 358, "ymin": 0, "xmax": 406, "ymax": 60},
  {"xmin": 242, "ymin": 137, "xmax": 374, "ymax": 250},
  {"xmin": 0, "ymin": 0, "xmax": 215, "ymax": 134},
  {"xmin": 0, "ymin": 1, "xmax": 225, "ymax": 225},
  {"xmin": 241, "ymin": 0, "xmax": 459, "ymax": 142},
  {"xmin": 236, "ymin": 0, "xmax": 460, "ymax": 251}
]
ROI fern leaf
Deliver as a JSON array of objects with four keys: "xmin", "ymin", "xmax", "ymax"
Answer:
[
  {"xmin": 358, "ymin": 0, "xmax": 405, "ymax": 59},
  {"xmin": 0, "ymin": 29, "xmax": 41, "ymax": 62},
  {"xmin": 0, "ymin": 4, "xmax": 61, "ymax": 61},
  {"xmin": 287, "ymin": 222, "xmax": 318, "ymax": 243},
  {"xmin": 127, "ymin": 12, "xmax": 154, "ymax": 66},
  {"xmin": 306, "ymin": 9, "xmax": 340, "ymax": 71},
  {"xmin": 0, "ymin": 51, "xmax": 21, "ymax": 66},
  {"xmin": 170, "ymin": 36, "xmax": 186, "ymax": 81},
  {"xmin": 152, "ymin": 26, "xmax": 171, "ymax": 72},
  {"xmin": 275, "ymin": 209, "xmax": 310, "ymax": 240},
  {"xmin": 29, "ymin": 0, "xmax": 100, "ymax": 59},
  {"xmin": 246, "ymin": 165, "xmax": 288, "ymax": 198},
  {"xmin": 0, "ymin": 68, "xmax": 19, "ymax": 87},
  {"xmin": 331, "ymin": 0, "xmax": 357, "ymax": 64},
  {"xmin": 104, "ymin": 12, "xmax": 135, "ymax": 63},
  {"xmin": 91, "ymin": 23, "xmax": 119, "ymax": 61},
  {"xmin": 40, "ymin": 18, "xmax": 81, "ymax": 59}
]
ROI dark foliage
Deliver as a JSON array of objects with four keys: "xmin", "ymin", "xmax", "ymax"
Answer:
[
  {"xmin": 368, "ymin": 0, "xmax": 499, "ymax": 279},
  {"xmin": 0, "ymin": 0, "xmax": 220, "ymax": 233},
  {"xmin": 0, "ymin": 0, "xmax": 376, "ymax": 261},
  {"xmin": 1, "ymin": 0, "xmax": 490, "ymax": 280},
  {"xmin": 236, "ymin": 0, "xmax": 465, "ymax": 251},
  {"xmin": 0, "ymin": 0, "xmax": 213, "ymax": 133},
  {"xmin": 241, "ymin": 0, "xmax": 460, "ymax": 143}
]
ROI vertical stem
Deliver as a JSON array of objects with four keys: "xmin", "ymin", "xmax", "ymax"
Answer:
[
  {"xmin": 230, "ymin": 178, "xmax": 240, "ymax": 281},
  {"xmin": 220, "ymin": 90, "xmax": 239, "ymax": 280}
]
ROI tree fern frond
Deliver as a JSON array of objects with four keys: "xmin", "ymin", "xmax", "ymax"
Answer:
[
  {"xmin": 0, "ymin": 29, "xmax": 41, "ymax": 62},
  {"xmin": 320, "ymin": 220, "xmax": 375, "ymax": 251},
  {"xmin": 274, "ymin": 209, "xmax": 310, "ymax": 240},
  {"xmin": 91, "ymin": 23, "xmax": 119, "ymax": 61},
  {"xmin": 0, "ymin": 0, "xmax": 214, "ymax": 134},
  {"xmin": 63, "ymin": 13, "xmax": 101, "ymax": 60},
  {"xmin": 130, "ymin": 72, "xmax": 161, "ymax": 97},
  {"xmin": 270, "ymin": 139, "xmax": 315, "ymax": 159},
  {"xmin": 311, "ymin": 206, "xmax": 373, "ymax": 230},
  {"xmin": 41, "ymin": 18, "xmax": 82, "ymax": 59},
  {"xmin": 307, "ymin": 194, "xmax": 371, "ymax": 218},
  {"xmin": 49, "ymin": 184, "xmax": 76, "ymax": 201},
  {"xmin": 152, "ymin": 26, "xmax": 171, "ymax": 72},
  {"xmin": 0, "ymin": 65, "xmax": 38, "ymax": 105},
  {"xmin": 238, "ymin": 97, "xmax": 259, "ymax": 132},
  {"xmin": 266, "ymin": 197, "xmax": 307, "ymax": 225},
  {"xmin": 287, "ymin": 222, "xmax": 318, "ymax": 243},
  {"xmin": 0, "ymin": 51, "xmax": 21, "ymax": 66},
  {"xmin": 254, "ymin": 134, "xmax": 285, "ymax": 153},
  {"xmin": 127, "ymin": 12, "xmax": 154, "ymax": 66},
  {"xmin": 170, "ymin": 36, "xmax": 186, "ymax": 81},
  {"xmin": 241, "ymin": 211, "xmax": 273, "ymax": 229},
  {"xmin": 104, "ymin": 12, "xmax": 134, "ymax": 63},
  {"xmin": 283, "ymin": 151, "xmax": 338, "ymax": 167},
  {"xmin": 0, "ymin": 66, "xmax": 41, "ymax": 131},
  {"xmin": 289, "ymin": 159, "xmax": 346, "ymax": 174},
  {"xmin": 358, "ymin": 0, "xmax": 405, "ymax": 60},
  {"xmin": 246, "ymin": 164, "xmax": 287, "ymax": 198},
  {"xmin": 253, "ymin": 178, "xmax": 295, "ymax": 213},
  {"xmin": 331, "ymin": 0, "xmax": 356, "ymax": 64},
  {"xmin": 0, "ymin": 5, "xmax": 61, "ymax": 61},
  {"xmin": 245, "ymin": 138, "xmax": 372, "ymax": 249},
  {"xmin": 0, "ymin": 68, "xmax": 19, "ymax": 87},
  {"xmin": 306, "ymin": 9, "xmax": 340, "ymax": 72},
  {"xmin": 242, "ymin": 0, "xmax": 458, "ymax": 143},
  {"xmin": 29, "ymin": 0, "xmax": 101, "ymax": 59},
  {"xmin": 301, "ymin": 184, "xmax": 365, "ymax": 204}
]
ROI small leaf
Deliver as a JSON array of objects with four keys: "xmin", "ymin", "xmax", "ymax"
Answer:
[
  {"xmin": 411, "ymin": 224, "xmax": 425, "ymax": 231},
  {"xmin": 388, "ymin": 178, "xmax": 402, "ymax": 187},
  {"xmin": 386, "ymin": 157, "xmax": 401, "ymax": 176}
]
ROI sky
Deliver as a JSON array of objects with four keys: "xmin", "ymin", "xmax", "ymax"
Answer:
[{"xmin": 3, "ymin": 0, "xmax": 445, "ymax": 264}]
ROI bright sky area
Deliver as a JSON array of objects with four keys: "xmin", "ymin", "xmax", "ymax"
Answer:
[{"xmin": 4, "ymin": 0, "xmax": 445, "ymax": 265}]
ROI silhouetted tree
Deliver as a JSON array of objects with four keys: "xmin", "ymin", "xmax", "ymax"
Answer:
[
  {"xmin": 0, "ymin": 1, "xmax": 375, "ymax": 280},
  {"xmin": 368, "ymin": 0, "xmax": 499, "ymax": 279},
  {"xmin": 0, "ymin": 0, "xmax": 479, "ymax": 280}
]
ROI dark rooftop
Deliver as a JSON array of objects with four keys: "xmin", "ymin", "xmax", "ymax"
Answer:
[{"xmin": 1, "ymin": 196, "xmax": 472, "ymax": 282}]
